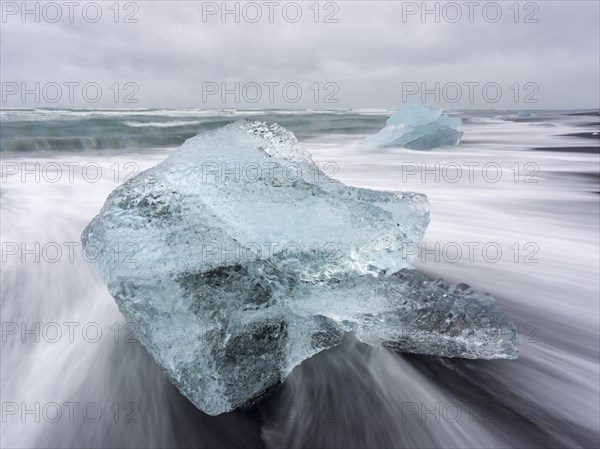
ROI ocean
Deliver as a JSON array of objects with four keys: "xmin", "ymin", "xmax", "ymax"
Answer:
[{"xmin": 1, "ymin": 108, "xmax": 598, "ymax": 448}]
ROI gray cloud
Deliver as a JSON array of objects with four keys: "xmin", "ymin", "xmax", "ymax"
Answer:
[{"xmin": 1, "ymin": 0, "xmax": 598, "ymax": 108}]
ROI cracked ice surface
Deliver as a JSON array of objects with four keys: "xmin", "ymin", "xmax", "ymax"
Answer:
[
  {"xmin": 82, "ymin": 120, "xmax": 516, "ymax": 415},
  {"xmin": 364, "ymin": 104, "xmax": 463, "ymax": 149}
]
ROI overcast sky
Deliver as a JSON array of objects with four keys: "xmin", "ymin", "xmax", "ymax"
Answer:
[{"xmin": 1, "ymin": 0, "xmax": 599, "ymax": 109}]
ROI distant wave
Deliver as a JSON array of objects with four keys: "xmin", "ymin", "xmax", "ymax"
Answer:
[
  {"xmin": 0, "ymin": 135, "xmax": 195, "ymax": 152},
  {"xmin": 124, "ymin": 120, "xmax": 203, "ymax": 128},
  {"xmin": 2, "ymin": 108, "xmax": 597, "ymax": 153}
]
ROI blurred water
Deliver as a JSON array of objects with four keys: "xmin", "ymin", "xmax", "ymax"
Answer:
[{"xmin": 1, "ymin": 109, "xmax": 598, "ymax": 448}]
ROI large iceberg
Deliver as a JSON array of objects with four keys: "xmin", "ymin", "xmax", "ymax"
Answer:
[
  {"xmin": 364, "ymin": 104, "xmax": 463, "ymax": 149},
  {"xmin": 82, "ymin": 120, "xmax": 516, "ymax": 415}
]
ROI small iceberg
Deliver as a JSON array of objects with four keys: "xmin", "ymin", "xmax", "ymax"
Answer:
[{"xmin": 364, "ymin": 104, "xmax": 463, "ymax": 149}]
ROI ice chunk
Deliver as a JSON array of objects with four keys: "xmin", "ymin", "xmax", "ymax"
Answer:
[
  {"xmin": 364, "ymin": 104, "xmax": 463, "ymax": 149},
  {"xmin": 82, "ymin": 120, "xmax": 516, "ymax": 416}
]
